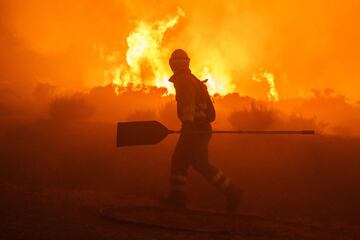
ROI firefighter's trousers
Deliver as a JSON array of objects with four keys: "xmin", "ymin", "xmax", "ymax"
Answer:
[{"xmin": 170, "ymin": 121, "xmax": 233, "ymax": 195}]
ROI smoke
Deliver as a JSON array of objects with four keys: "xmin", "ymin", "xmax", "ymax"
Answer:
[{"xmin": 178, "ymin": 1, "xmax": 360, "ymax": 99}]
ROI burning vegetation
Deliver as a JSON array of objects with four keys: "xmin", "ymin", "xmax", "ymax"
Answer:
[
  {"xmin": 101, "ymin": 8, "xmax": 236, "ymax": 96},
  {"xmin": 1, "ymin": 0, "xmax": 359, "ymax": 134}
]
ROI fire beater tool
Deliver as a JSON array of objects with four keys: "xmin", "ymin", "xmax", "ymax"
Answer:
[{"xmin": 117, "ymin": 121, "xmax": 315, "ymax": 147}]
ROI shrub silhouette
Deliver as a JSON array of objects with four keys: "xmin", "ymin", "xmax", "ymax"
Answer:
[
  {"xmin": 49, "ymin": 95, "xmax": 95, "ymax": 121},
  {"xmin": 229, "ymin": 101, "xmax": 323, "ymax": 132},
  {"xmin": 229, "ymin": 102, "xmax": 276, "ymax": 130}
]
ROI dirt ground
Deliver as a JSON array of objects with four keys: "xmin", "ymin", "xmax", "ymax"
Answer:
[
  {"xmin": 1, "ymin": 120, "xmax": 360, "ymax": 239},
  {"xmin": 0, "ymin": 184, "xmax": 359, "ymax": 240}
]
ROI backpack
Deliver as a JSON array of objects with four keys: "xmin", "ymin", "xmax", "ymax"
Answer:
[{"xmin": 193, "ymin": 78, "xmax": 216, "ymax": 123}]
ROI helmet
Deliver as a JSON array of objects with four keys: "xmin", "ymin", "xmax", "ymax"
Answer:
[
  {"xmin": 169, "ymin": 49, "xmax": 190, "ymax": 72},
  {"xmin": 170, "ymin": 49, "xmax": 190, "ymax": 60}
]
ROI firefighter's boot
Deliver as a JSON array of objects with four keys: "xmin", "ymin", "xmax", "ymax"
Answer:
[{"xmin": 211, "ymin": 171, "xmax": 242, "ymax": 212}]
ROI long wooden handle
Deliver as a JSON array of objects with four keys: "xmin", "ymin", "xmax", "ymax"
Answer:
[{"xmin": 169, "ymin": 130, "xmax": 315, "ymax": 135}]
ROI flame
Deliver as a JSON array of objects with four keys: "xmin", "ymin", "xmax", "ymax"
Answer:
[
  {"xmin": 200, "ymin": 67, "xmax": 235, "ymax": 96},
  {"xmin": 102, "ymin": 9, "xmax": 184, "ymax": 95},
  {"xmin": 252, "ymin": 71, "xmax": 279, "ymax": 101},
  {"xmin": 102, "ymin": 8, "xmax": 235, "ymax": 96},
  {"xmin": 125, "ymin": 8, "xmax": 185, "ymax": 93}
]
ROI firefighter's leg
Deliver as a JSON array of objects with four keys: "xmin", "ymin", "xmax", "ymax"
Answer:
[
  {"xmin": 209, "ymin": 170, "xmax": 242, "ymax": 211},
  {"xmin": 162, "ymin": 134, "xmax": 191, "ymax": 207},
  {"xmin": 191, "ymin": 132, "xmax": 241, "ymax": 211}
]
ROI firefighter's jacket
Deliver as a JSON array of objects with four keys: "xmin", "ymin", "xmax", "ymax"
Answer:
[{"xmin": 169, "ymin": 69, "xmax": 212, "ymax": 123}]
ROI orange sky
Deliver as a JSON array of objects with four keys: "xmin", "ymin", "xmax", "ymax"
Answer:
[{"xmin": 1, "ymin": 0, "xmax": 360, "ymax": 100}]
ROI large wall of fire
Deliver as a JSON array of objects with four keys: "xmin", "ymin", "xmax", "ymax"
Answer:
[{"xmin": 1, "ymin": 0, "xmax": 360, "ymax": 100}]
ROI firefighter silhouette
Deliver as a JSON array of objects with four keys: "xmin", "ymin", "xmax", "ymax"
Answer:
[{"xmin": 161, "ymin": 49, "xmax": 241, "ymax": 211}]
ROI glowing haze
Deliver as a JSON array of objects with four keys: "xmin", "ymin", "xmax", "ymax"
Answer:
[{"xmin": 2, "ymin": 0, "xmax": 360, "ymax": 100}]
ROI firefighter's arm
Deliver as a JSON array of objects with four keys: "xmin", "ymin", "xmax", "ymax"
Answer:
[{"xmin": 174, "ymin": 80, "xmax": 196, "ymax": 127}]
